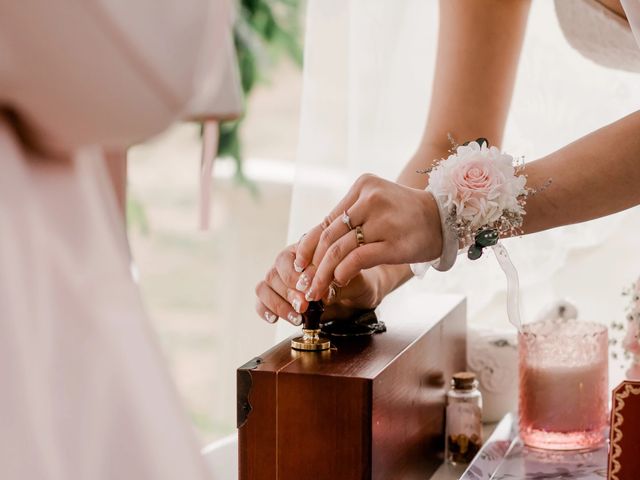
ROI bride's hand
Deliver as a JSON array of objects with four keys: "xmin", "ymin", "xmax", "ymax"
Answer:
[
  {"xmin": 294, "ymin": 174, "xmax": 443, "ymax": 302},
  {"xmin": 255, "ymin": 243, "xmax": 386, "ymax": 324}
]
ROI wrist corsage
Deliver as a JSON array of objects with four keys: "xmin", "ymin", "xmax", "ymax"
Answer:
[{"xmin": 411, "ymin": 138, "xmax": 540, "ymax": 330}]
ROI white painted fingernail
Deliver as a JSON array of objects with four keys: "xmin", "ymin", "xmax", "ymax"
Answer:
[
  {"xmin": 327, "ymin": 285, "xmax": 336, "ymax": 303},
  {"xmin": 305, "ymin": 289, "xmax": 314, "ymax": 302},
  {"xmin": 294, "ymin": 261, "xmax": 304, "ymax": 273},
  {"xmin": 264, "ymin": 312, "xmax": 277, "ymax": 323},
  {"xmin": 296, "ymin": 273, "xmax": 309, "ymax": 292},
  {"xmin": 292, "ymin": 298, "xmax": 302, "ymax": 313},
  {"xmin": 288, "ymin": 312, "xmax": 303, "ymax": 325}
]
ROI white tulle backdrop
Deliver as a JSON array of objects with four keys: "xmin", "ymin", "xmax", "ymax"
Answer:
[{"xmin": 277, "ymin": 0, "xmax": 640, "ymax": 341}]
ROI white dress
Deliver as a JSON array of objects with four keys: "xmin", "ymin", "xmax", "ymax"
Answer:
[
  {"xmin": 279, "ymin": 0, "xmax": 640, "ymax": 342},
  {"xmin": 0, "ymin": 1, "xmax": 240, "ymax": 479}
]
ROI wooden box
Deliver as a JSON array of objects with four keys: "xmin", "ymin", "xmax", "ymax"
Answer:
[
  {"xmin": 608, "ymin": 380, "xmax": 640, "ymax": 480},
  {"xmin": 237, "ymin": 294, "xmax": 466, "ymax": 480}
]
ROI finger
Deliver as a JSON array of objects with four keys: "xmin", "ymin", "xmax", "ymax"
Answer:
[
  {"xmin": 323, "ymin": 173, "xmax": 378, "ymax": 225},
  {"xmin": 273, "ymin": 248, "xmax": 301, "ymax": 288},
  {"xmin": 294, "ymin": 174, "xmax": 376, "ymax": 271},
  {"xmin": 255, "ymin": 299, "xmax": 278, "ymax": 324},
  {"xmin": 272, "ymin": 248, "xmax": 309, "ymax": 312},
  {"xmin": 265, "ymin": 267, "xmax": 308, "ymax": 314},
  {"xmin": 255, "ymin": 281, "xmax": 303, "ymax": 326},
  {"xmin": 294, "ymin": 224, "xmax": 323, "ymax": 273},
  {"xmin": 294, "ymin": 263, "xmax": 317, "ymax": 295},
  {"xmin": 321, "ymin": 273, "xmax": 368, "ymax": 306},
  {"xmin": 306, "ymin": 229, "xmax": 360, "ymax": 301},
  {"xmin": 311, "ymin": 203, "xmax": 365, "ymax": 268},
  {"xmin": 334, "ymin": 242, "xmax": 390, "ymax": 287},
  {"xmin": 321, "ymin": 281, "xmax": 340, "ymax": 305}
]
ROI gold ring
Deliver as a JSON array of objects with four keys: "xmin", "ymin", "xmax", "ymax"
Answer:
[{"xmin": 355, "ymin": 225, "xmax": 365, "ymax": 247}]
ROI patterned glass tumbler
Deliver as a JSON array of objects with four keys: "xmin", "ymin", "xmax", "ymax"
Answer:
[{"xmin": 519, "ymin": 318, "xmax": 608, "ymax": 450}]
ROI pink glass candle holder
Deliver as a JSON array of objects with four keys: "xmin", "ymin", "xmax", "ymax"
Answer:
[{"xmin": 518, "ymin": 318, "xmax": 608, "ymax": 450}]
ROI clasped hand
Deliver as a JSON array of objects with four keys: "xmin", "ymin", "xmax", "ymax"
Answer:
[{"xmin": 255, "ymin": 174, "xmax": 443, "ymax": 324}]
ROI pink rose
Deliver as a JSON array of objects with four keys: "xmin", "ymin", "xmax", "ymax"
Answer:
[
  {"xmin": 451, "ymin": 157, "xmax": 505, "ymax": 227},
  {"xmin": 428, "ymin": 141, "xmax": 526, "ymax": 229}
]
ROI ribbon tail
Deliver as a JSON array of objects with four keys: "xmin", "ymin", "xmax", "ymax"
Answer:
[
  {"xmin": 410, "ymin": 262, "xmax": 432, "ymax": 279},
  {"xmin": 199, "ymin": 121, "xmax": 219, "ymax": 230},
  {"xmin": 491, "ymin": 243, "xmax": 522, "ymax": 331}
]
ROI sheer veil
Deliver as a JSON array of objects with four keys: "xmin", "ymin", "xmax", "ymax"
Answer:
[{"xmin": 278, "ymin": 0, "xmax": 640, "ymax": 340}]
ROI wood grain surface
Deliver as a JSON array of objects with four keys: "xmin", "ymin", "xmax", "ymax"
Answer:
[{"xmin": 238, "ymin": 295, "xmax": 466, "ymax": 480}]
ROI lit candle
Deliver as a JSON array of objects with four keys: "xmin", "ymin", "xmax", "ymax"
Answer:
[{"xmin": 519, "ymin": 318, "xmax": 608, "ymax": 450}]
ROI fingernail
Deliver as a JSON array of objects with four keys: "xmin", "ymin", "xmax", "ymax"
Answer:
[
  {"xmin": 288, "ymin": 312, "xmax": 303, "ymax": 325},
  {"xmin": 327, "ymin": 285, "xmax": 336, "ymax": 303},
  {"xmin": 305, "ymin": 289, "xmax": 314, "ymax": 302},
  {"xmin": 296, "ymin": 273, "xmax": 310, "ymax": 292},
  {"xmin": 294, "ymin": 261, "xmax": 304, "ymax": 273},
  {"xmin": 264, "ymin": 312, "xmax": 277, "ymax": 323},
  {"xmin": 292, "ymin": 298, "xmax": 302, "ymax": 313}
]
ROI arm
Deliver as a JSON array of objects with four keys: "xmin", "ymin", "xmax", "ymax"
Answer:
[
  {"xmin": 254, "ymin": 0, "xmax": 532, "ymax": 322},
  {"xmin": 398, "ymin": 0, "xmax": 531, "ymax": 189},
  {"xmin": 305, "ymin": 110, "xmax": 640, "ymax": 298},
  {"xmin": 342, "ymin": 0, "xmax": 532, "ymax": 299},
  {"xmin": 522, "ymin": 111, "xmax": 640, "ymax": 234}
]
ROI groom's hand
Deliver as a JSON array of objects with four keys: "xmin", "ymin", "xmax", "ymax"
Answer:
[
  {"xmin": 255, "ymin": 243, "xmax": 386, "ymax": 324},
  {"xmin": 255, "ymin": 244, "xmax": 308, "ymax": 326}
]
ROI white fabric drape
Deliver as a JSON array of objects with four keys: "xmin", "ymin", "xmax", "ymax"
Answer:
[
  {"xmin": 0, "ymin": 134, "xmax": 212, "ymax": 480},
  {"xmin": 0, "ymin": 1, "xmax": 239, "ymax": 478},
  {"xmin": 280, "ymin": 0, "xmax": 640, "ymax": 340}
]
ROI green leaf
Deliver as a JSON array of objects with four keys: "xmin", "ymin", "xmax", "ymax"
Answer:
[
  {"xmin": 127, "ymin": 194, "xmax": 150, "ymax": 235},
  {"xmin": 210, "ymin": 0, "xmax": 303, "ymax": 194}
]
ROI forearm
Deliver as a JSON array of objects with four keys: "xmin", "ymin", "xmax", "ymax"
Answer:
[
  {"xmin": 522, "ymin": 111, "xmax": 640, "ymax": 235},
  {"xmin": 398, "ymin": 0, "xmax": 530, "ymax": 190},
  {"xmin": 378, "ymin": 0, "xmax": 531, "ymax": 294}
]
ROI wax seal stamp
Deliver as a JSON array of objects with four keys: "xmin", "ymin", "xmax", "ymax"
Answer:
[{"xmin": 291, "ymin": 301, "xmax": 331, "ymax": 351}]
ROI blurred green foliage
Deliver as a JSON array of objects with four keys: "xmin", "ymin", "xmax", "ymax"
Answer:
[
  {"xmin": 129, "ymin": 1, "xmax": 303, "ymax": 234},
  {"xmin": 127, "ymin": 192, "xmax": 150, "ymax": 235},
  {"xmin": 217, "ymin": 0, "xmax": 304, "ymax": 189}
]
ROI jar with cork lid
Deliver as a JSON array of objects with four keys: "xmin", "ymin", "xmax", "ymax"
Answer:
[{"xmin": 445, "ymin": 371, "xmax": 483, "ymax": 465}]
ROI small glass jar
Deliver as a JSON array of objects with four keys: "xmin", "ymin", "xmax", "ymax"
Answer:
[{"xmin": 445, "ymin": 372, "xmax": 483, "ymax": 465}]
